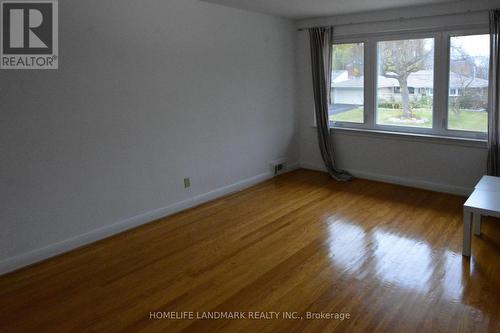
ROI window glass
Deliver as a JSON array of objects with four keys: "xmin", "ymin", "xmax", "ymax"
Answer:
[
  {"xmin": 376, "ymin": 38, "xmax": 435, "ymax": 128},
  {"xmin": 448, "ymin": 34, "xmax": 489, "ymax": 132},
  {"xmin": 330, "ymin": 43, "xmax": 364, "ymax": 123}
]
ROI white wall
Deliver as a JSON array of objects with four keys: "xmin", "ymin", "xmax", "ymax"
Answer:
[
  {"xmin": 0, "ymin": 0, "xmax": 297, "ymax": 273},
  {"xmin": 296, "ymin": 5, "xmax": 492, "ymax": 195}
]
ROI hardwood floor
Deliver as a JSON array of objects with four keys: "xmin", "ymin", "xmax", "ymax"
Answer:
[{"xmin": 1, "ymin": 169, "xmax": 500, "ymax": 332}]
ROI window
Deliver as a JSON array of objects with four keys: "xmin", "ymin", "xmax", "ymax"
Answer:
[
  {"xmin": 329, "ymin": 30, "xmax": 490, "ymax": 139},
  {"xmin": 329, "ymin": 42, "xmax": 364, "ymax": 124},
  {"xmin": 376, "ymin": 38, "xmax": 434, "ymax": 128},
  {"xmin": 447, "ymin": 34, "xmax": 490, "ymax": 133}
]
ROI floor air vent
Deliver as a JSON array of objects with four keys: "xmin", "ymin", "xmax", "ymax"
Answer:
[{"xmin": 270, "ymin": 160, "xmax": 287, "ymax": 176}]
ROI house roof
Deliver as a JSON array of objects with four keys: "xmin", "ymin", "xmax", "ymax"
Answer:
[
  {"xmin": 332, "ymin": 70, "xmax": 347, "ymax": 81},
  {"xmin": 332, "ymin": 70, "xmax": 489, "ymax": 89}
]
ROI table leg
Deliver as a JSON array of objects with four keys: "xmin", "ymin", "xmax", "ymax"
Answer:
[
  {"xmin": 473, "ymin": 213, "xmax": 481, "ymax": 236},
  {"xmin": 463, "ymin": 209, "xmax": 472, "ymax": 257}
]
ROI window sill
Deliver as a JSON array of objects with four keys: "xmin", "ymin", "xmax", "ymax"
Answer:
[{"xmin": 327, "ymin": 126, "xmax": 488, "ymax": 149}]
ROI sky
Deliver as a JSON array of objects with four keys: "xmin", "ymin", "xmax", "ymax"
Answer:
[{"xmin": 453, "ymin": 34, "xmax": 490, "ymax": 57}]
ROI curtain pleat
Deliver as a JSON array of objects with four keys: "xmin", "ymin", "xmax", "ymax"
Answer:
[
  {"xmin": 308, "ymin": 27, "xmax": 352, "ymax": 181},
  {"xmin": 488, "ymin": 10, "xmax": 500, "ymax": 176}
]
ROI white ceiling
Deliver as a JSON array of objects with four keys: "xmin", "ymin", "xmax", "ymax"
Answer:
[{"xmin": 200, "ymin": 0, "xmax": 460, "ymax": 19}]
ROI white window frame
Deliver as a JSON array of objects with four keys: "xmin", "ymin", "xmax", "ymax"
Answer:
[{"xmin": 330, "ymin": 28, "xmax": 489, "ymax": 140}]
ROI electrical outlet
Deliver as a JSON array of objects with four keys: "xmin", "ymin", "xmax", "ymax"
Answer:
[{"xmin": 184, "ymin": 178, "xmax": 191, "ymax": 188}]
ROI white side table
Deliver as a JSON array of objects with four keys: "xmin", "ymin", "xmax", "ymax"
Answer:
[
  {"xmin": 466, "ymin": 176, "xmax": 500, "ymax": 235},
  {"xmin": 475, "ymin": 175, "xmax": 500, "ymax": 191},
  {"xmin": 463, "ymin": 187, "xmax": 500, "ymax": 257}
]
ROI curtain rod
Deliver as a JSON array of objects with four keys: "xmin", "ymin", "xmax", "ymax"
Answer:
[{"xmin": 297, "ymin": 8, "xmax": 489, "ymax": 31}]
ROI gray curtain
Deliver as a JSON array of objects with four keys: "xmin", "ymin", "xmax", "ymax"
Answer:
[
  {"xmin": 488, "ymin": 10, "xmax": 500, "ymax": 176},
  {"xmin": 309, "ymin": 27, "xmax": 352, "ymax": 181}
]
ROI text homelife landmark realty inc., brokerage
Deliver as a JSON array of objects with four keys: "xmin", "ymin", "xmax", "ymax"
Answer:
[
  {"xmin": 149, "ymin": 311, "xmax": 352, "ymax": 321},
  {"xmin": 1, "ymin": 0, "xmax": 58, "ymax": 69}
]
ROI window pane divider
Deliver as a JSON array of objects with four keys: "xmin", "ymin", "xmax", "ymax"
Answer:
[
  {"xmin": 365, "ymin": 39, "xmax": 376, "ymax": 128},
  {"xmin": 433, "ymin": 32, "xmax": 449, "ymax": 135}
]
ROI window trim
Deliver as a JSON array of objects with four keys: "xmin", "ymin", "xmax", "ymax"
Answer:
[{"xmin": 329, "ymin": 28, "xmax": 489, "ymax": 140}]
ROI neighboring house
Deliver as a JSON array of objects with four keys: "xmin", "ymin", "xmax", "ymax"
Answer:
[
  {"xmin": 332, "ymin": 70, "xmax": 349, "ymax": 83},
  {"xmin": 331, "ymin": 70, "xmax": 488, "ymax": 106}
]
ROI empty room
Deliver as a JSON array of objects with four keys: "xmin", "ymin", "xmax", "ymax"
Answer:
[{"xmin": 1, "ymin": 0, "xmax": 500, "ymax": 332}]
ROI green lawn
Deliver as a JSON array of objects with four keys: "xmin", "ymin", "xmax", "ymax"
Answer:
[
  {"xmin": 330, "ymin": 107, "xmax": 487, "ymax": 132},
  {"xmin": 448, "ymin": 110, "xmax": 488, "ymax": 132},
  {"xmin": 330, "ymin": 108, "xmax": 364, "ymax": 123}
]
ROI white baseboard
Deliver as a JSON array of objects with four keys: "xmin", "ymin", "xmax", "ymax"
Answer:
[
  {"xmin": 3, "ymin": 161, "xmax": 466, "ymax": 275},
  {"xmin": 285, "ymin": 162, "xmax": 300, "ymax": 172},
  {"xmin": 0, "ymin": 163, "xmax": 299, "ymax": 276},
  {"xmin": 300, "ymin": 162, "xmax": 327, "ymax": 173},
  {"xmin": 300, "ymin": 162, "xmax": 471, "ymax": 196}
]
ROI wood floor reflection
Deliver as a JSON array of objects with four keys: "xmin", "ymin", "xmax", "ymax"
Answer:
[{"xmin": 1, "ymin": 169, "xmax": 499, "ymax": 332}]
